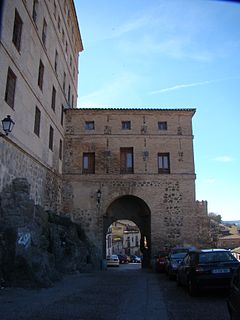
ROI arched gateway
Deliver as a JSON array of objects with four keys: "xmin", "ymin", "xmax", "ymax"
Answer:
[
  {"xmin": 104, "ymin": 195, "xmax": 151, "ymax": 267},
  {"xmin": 63, "ymin": 108, "xmax": 210, "ymax": 269}
]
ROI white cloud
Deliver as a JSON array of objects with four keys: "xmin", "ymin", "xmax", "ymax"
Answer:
[
  {"xmin": 214, "ymin": 156, "xmax": 234, "ymax": 163},
  {"xmin": 78, "ymin": 72, "xmax": 141, "ymax": 108},
  {"xmin": 149, "ymin": 77, "xmax": 240, "ymax": 95},
  {"xmin": 204, "ymin": 179, "xmax": 216, "ymax": 184}
]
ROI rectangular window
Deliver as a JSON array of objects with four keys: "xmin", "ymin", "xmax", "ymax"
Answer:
[
  {"xmin": 38, "ymin": 60, "xmax": 44, "ymax": 90},
  {"xmin": 12, "ymin": 9, "xmax": 23, "ymax": 52},
  {"xmin": 68, "ymin": 85, "xmax": 71, "ymax": 103},
  {"xmin": 120, "ymin": 147, "xmax": 134, "ymax": 174},
  {"xmin": 63, "ymin": 72, "xmax": 66, "ymax": 92},
  {"xmin": 57, "ymin": 15, "xmax": 60, "ymax": 31},
  {"xmin": 85, "ymin": 121, "xmax": 94, "ymax": 130},
  {"xmin": 158, "ymin": 121, "xmax": 167, "ymax": 130},
  {"xmin": 158, "ymin": 153, "xmax": 170, "ymax": 174},
  {"xmin": 70, "ymin": 55, "xmax": 72, "ymax": 68},
  {"xmin": 61, "ymin": 104, "xmax": 64, "ymax": 126},
  {"xmin": 51, "ymin": 86, "xmax": 56, "ymax": 111},
  {"xmin": 34, "ymin": 106, "xmax": 41, "ymax": 136},
  {"xmin": 59, "ymin": 139, "xmax": 63, "ymax": 160},
  {"xmin": 122, "ymin": 121, "xmax": 131, "ymax": 130},
  {"xmin": 62, "ymin": 28, "xmax": 65, "ymax": 43},
  {"xmin": 82, "ymin": 152, "xmax": 95, "ymax": 174},
  {"xmin": 72, "ymin": 94, "xmax": 74, "ymax": 108},
  {"xmin": 42, "ymin": 18, "xmax": 47, "ymax": 46},
  {"xmin": 32, "ymin": 0, "xmax": 38, "ymax": 24},
  {"xmin": 49, "ymin": 125, "xmax": 54, "ymax": 151},
  {"xmin": 54, "ymin": 50, "xmax": 58, "ymax": 72},
  {"xmin": 5, "ymin": 67, "xmax": 17, "ymax": 109},
  {"xmin": 53, "ymin": 1, "xmax": 56, "ymax": 19}
]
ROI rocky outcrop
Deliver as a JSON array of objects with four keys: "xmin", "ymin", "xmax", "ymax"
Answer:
[{"xmin": 0, "ymin": 178, "xmax": 98, "ymax": 288}]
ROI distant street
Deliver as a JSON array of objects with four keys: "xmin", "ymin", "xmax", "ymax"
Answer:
[{"xmin": 0, "ymin": 264, "xmax": 230, "ymax": 320}]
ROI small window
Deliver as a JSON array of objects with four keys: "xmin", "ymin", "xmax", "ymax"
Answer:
[
  {"xmin": 122, "ymin": 121, "xmax": 131, "ymax": 130},
  {"xmin": 49, "ymin": 125, "xmax": 54, "ymax": 151},
  {"xmin": 5, "ymin": 67, "xmax": 17, "ymax": 109},
  {"xmin": 85, "ymin": 121, "xmax": 94, "ymax": 130},
  {"xmin": 158, "ymin": 121, "xmax": 167, "ymax": 130},
  {"xmin": 71, "ymin": 94, "xmax": 74, "ymax": 108},
  {"xmin": 63, "ymin": 72, "xmax": 66, "ymax": 92},
  {"xmin": 59, "ymin": 139, "xmax": 63, "ymax": 160},
  {"xmin": 51, "ymin": 86, "xmax": 56, "ymax": 111},
  {"xmin": 54, "ymin": 50, "xmax": 58, "ymax": 72},
  {"xmin": 34, "ymin": 106, "xmax": 41, "ymax": 136},
  {"xmin": 158, "ymin": 153, "xmax": 170, "ymax": 174},
  {"xmin": 82, "ymin": 152, "xmax": 95, "ymax": 174},
  {"xmin": 70, "ymin": 55, "xmax": 72, "ymax": 68},
  {"xmin": 38, "ymin": 60, "xmax": 44, "ymax": 90},
  {"xmin": 62, "ymin": 28, "xmax": 65, "ymax": 43},
  {"xmin": 61, "ymin": 104, "xmax": 64, "ymax": 126},
  {"xmin": 65, "ymin": 41, "xmax": 68, "ymax": 54},
  {"xmin": 53, "ymin": 1, "xmax": 56, "ymax": 19},
  {"xmin": 120, "ymin": 147, "xmax": 134, "ymax": 174},
  {"xmin": 42, "ymin": 18, "xmax": 47, "ymax": 46},
  {"xmin": 67, "ymin": 85, "xmax": 71, "ymax": 104},
  {"xmin": 32, "ymin": 0, "xmax": 38, "ymax": 24},
  {"xmin": 57, "ymin": 15, "xmax": 60, "ymax": 31},
  {"xmin": 12, "ymin": 9, "xmax": 23, "ymax": 52}
]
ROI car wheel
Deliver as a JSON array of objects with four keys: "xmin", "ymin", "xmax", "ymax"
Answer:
[{"xmin": 188, "ymin": 278, "xmax": 198, "ymax": 296}]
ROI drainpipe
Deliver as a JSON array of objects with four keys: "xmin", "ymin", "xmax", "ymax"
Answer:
[{"xmin": 0, "ymin": 0, "xmax": 5, "ymax": 41}]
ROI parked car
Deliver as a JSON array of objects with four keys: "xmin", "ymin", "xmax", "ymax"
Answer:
[
  {"xmin": 177, "ymin": 249, "xmax": 240, "ymax": 296},
  {"xmin": 106, "ymin": 254, "xmax": 120, "ymax": 267},
  {"xmin": 117, "ymin": 254, "xmax": 129, "ymax": 264},
  {"xmin": 155, "ymin": 251, "xmax": 168, "ymax": 273},
  {"xmin": 130, "ymin": 255, "xmax": 141, "ymax": 263},
  {"xmin": 166, "ymin": 247, "xmax": 190, "ymax": 279},
  {"xmin": 227, "ymin": 264, "xmax": 240, "ymax": 320}
]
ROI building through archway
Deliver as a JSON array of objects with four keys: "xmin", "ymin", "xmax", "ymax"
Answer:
[{"xmin": 103, "ymin": 195, "xmax": 151, "ymax": 267}]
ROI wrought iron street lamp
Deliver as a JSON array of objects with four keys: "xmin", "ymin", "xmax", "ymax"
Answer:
[{"xmin": 1, "ymin": 115, "xmax": 15, "ymax": 135}]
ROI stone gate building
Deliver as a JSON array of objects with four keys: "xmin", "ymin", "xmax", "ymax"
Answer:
[{"xmin": 63, "ymin": 108, "xmax": 210, "ymax": 265}]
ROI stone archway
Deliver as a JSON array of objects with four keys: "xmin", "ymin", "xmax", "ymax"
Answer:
[{"xmin": 103, "ymin": 195, "xmax": 151, "ymax": 267}]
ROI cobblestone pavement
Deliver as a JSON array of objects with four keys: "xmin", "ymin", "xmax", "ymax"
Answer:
[{"xmin": 0, "ymin": 264, "xmax": 231, "ymax": 320}]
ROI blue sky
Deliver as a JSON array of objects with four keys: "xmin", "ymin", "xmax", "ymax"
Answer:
[{"xmin": 75, "ymin": 0, "xmax": 240, "ymax": 221}]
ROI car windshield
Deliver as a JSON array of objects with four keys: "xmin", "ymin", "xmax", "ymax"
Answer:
[
  {"xmin": 199, "ymin": 251, "xmax": 237, "ymax": 263},
  {"xmin": 171, "ymin": 252, "xmax": 187, "ymax": 259}
]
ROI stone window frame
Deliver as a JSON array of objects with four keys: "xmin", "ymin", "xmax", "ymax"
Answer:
[
  {"xmin": 38, "ymin": 60, "xmax": 44, "ymax": 91},
  {"xmin": 120, "ymin": 147, "xmax": 134, "ymax": 174},
  {"xmin": 59, "ymin": 139, "xmax": 63, "ymax": 160},
  {"xmin": 82, "ymin": 152, "xmax": 95, "ymax": 174},
  {"xmin": 158, "ymin": 152, "xmax": 170, "ymax": 174},
  {"xmin": 158, "ymin": 121, "xmax": 168, "ymax": 131},
  {"xmin": 51, "ymin": 86, "xmax": 56, "ymax": 111},
  {"xmin": 42, "ymin": 18, "xmax": 47, "ymax": 47},
  {"xmin": 49, "ymin": 125, "xmax": 54, "ymax": 151},
  {"xmin": 32, "ymin": 0, "xmax": 38, "ymax": 24},
  {"xmin": 61, "ymin": 104, "xmax": 64, "ymax": 126},
  {"xmin": 122, "ymin": 121, "xmax": 131, "ymax": 130},
  {"xmin": 34, "ymin": 105, "xmax": 41, "ymax": 137},
  {"xmin": 5, "ymin": 67, "xmax": 17, "ymax": 109},
  {"xmin": 12, "ymin": 9, "xmax": 23, "ymax": 52},
  {"xmin": 54, "ymin": 50, "xmax": 58, "ymax": 73},
  {"xmin": 85, "ymin": 121, "xmax": 95, "ymax": 130}
]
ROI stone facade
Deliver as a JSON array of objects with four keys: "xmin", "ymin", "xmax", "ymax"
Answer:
[
  {"xmin": 0, "ymin": 0, "xmax": 82, "ymax": 211},
  {"xmin": 63, "ymin": 108, "xmax": 210, "ymax": 265}
]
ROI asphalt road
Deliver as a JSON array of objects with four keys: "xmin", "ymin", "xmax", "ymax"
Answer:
[{"xmin": 0, "ymin": 263, "xmax": 231, "ymax": 320}]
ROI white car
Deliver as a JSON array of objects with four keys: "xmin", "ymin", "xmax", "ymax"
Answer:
[{"xmin": 106, "ymin": 254, "xmax": 120, "ymax": 267}]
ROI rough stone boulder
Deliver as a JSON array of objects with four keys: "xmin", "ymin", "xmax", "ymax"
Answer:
[{"xmin": 0, "ymin": 178, "xmax": 98, "ymax": 288}]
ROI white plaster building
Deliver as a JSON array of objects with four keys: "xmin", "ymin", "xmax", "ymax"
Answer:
[{"xmin": 0, "ymin": 0, "xmax": 83, "ymax": 211}]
